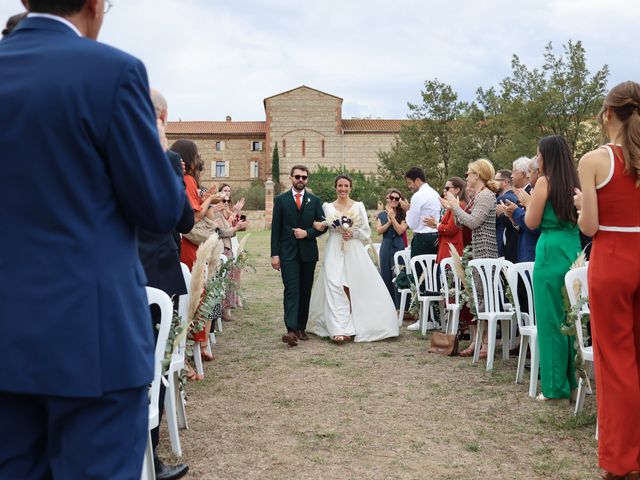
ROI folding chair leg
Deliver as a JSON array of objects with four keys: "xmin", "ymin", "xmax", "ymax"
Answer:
[
  {"xmin": 486, "ymin": 320, "xmax": 497, "ymax": 371},
  {"xmin": 450, "ymin": 308, "xmax": 460, "ymax": 336},
  {"xmin": 217, "ymin": 316, "xmax": 223, "ymax": 333},
  {"xmin": 398, "ymin": 292, "xmax": 407, "ymax": 327},
  {"xmin": 193, "ymin": 342, "xmax": 204, "ymax": 377},
  {"xmin": 574, "ymin": 362, "xmax": 592, "ymax": 416},
  {"xmin": 472, "ymin": 321, "xmax": 484, "ymax": 365},
  {"xmin": 164, "ymin": 373, "xmax": 183, "ymax": 457},
  {"xmin": 515, "ymin": 336, "xmax": 529, "ymax": 384},
  {"xmin": 501, "ymin": 320, "xmax": 510, "ymax": 361},
  {"xmin": 141, "ymin": 430, "xmax": 156, "ymax": 480},
  {"xmin": 528, "ymin": 337, "xmax": 539, "ymax": 398},
  {"xmin": 176, "ymin": 385, "xmax": 188, "ymax": 430}
]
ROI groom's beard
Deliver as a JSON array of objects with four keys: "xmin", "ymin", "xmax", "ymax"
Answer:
[{"xmin": 293, "ymin": 182, "xmax": 305, "ymax": 191}]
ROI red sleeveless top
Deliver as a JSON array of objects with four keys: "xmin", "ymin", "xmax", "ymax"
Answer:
[{"xmin": 596, "ymin": 144, "xmax": 640, "ymax": 231}]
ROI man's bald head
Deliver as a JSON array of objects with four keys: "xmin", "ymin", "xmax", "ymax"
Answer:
[{"xmin": 150, "ymin": 88, "xmax": 168, "ymax": 126}]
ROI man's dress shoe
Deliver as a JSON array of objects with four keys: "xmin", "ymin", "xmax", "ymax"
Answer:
[
  {"xmin": 297, "ymin": 330, "xmax": 309, "ymax": 341},
  {"xmin": 281, "ymin": 331, "xmax": 298, "ymax": 346},
  {"xmin": 155, "ymin": 459, "xmax": 188, "ymax": 480}
]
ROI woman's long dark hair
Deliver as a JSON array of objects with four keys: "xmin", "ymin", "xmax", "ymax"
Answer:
[
  {"xmin": 447, "ymin": 176, "xmax": 469, "ymax": 205},
  {"xmin": 538, "ymin": 135, "xmax": 579, "ymax": 224},
  {"xmin": 385, "ymin": 188, "xmax": 406, "ymax": 223},
  {"xmin": 170, "ymin": 139, "xmax": 201, "ymax": 183}
]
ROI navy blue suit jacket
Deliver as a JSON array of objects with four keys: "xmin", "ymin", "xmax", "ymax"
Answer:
[
  {"xmin": 0, "ymin": 18, "xmax": 186, "ymax": 397},
  {"xmin": 496, "ymin": 190, "xmax": 519, "ymax": 262}
]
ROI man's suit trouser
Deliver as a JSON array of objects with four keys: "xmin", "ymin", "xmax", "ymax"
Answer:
[
  {"xmin": 0, "ymin": 386, "xmax": 148, "ymax": 480},
  {"xmin": 281, "ymin": 260, "xmax": 316, "ymax": 332}
]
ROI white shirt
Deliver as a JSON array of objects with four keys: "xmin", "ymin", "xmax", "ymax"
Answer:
[
  {"xmin": 406, "ymin": 182, "xmax": 441, "ymax": 233},
  {"xmin": 27, "ymin": 13, "xmax": 82, "ymax": 36},
  {"xmin": 291, "ymin": 188, "xmax": 306, "ymax": 201}
]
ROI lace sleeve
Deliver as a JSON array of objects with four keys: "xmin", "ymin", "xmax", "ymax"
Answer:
[{"xmin": 454, "ymin": 191, "xmax": 493, "ymax": 231}]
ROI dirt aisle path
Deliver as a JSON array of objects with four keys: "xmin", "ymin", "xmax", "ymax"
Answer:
[{"xmin": 161, "ymin": 231, "xmax": 598, "ymax": 480}]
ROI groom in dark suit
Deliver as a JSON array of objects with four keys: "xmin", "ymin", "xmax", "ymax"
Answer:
[
  {"xmin": 0, "ymin": 1, "xmax": 186, "ymax": 478},
  {"xmin": 271, "ymin": 165, "xmax": 326, "ymax": 346}
]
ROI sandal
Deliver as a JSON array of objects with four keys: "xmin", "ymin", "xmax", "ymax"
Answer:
[
  {"xmin": 332, "ymin": 335, "xmax": 346, "ymax": 344},
  {"xmin": 459, "ymin": 346, "xmax": 475, "ymax": 357},
  {"xmin": 186, "ymin": 365, "xmax": 204, "ymax": 382},
  {"xmin": 201, "ymin": 348, "xmax": 213, "ymax": 362}
]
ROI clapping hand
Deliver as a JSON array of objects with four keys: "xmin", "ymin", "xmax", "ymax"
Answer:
[
  {"xmin": 399, "ymin": 198, "xmax": 410, "ymax": 211},
  {"xmin": 234, "ymin": 197, "xmax": 246, "ymax": 213},
  {"xmin": 573, "ymin": 188, "xmax": 583, "ymax": 211},
  {"xmin": 444, "ymin": 191, "xmax": 459, "ymax": 209},
  {"xmin": 385, "ymin": 204, "xmax": 394, "ymax": 216},
  {"xmin": 496, "ymin": 201, "xmax": 507, "ymax": 217},
  {"xmin": 502, "ymin": 199, "xmax": 518, "ymax": 221},
  {"xmin": 514, "ymin": 188, "xmax": 531, "ymax": 208}
]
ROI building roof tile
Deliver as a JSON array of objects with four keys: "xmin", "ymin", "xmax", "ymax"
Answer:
[
  {"xmin": 341, "ymin": 119, "xmax": 411, "ymax": 133},
  {"xmin": 166, "ymin": 121, "xmax": 266, "ymax": 136}
]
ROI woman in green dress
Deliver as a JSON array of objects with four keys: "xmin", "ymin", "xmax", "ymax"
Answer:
[{"xmin": 516, "ymin": 135, "xmax": 581, "ymax": 400}]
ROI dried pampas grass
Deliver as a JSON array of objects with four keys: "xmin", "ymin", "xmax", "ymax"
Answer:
[
  {"xmin": 188, "ymin": 232, "xmax": 221, "ymax": 325},
  {"xmin": 448, "ymin": 243, "xmax": 467, "ymax": 287}
]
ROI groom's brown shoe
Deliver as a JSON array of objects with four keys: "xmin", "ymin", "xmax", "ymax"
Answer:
[
  {"xmin": 281, "ymin": 331, "xmax": 298, "ymax": 347},
  {"xmin": 297, "ymin": 330, "xmax": 309, "ymax": 341}
]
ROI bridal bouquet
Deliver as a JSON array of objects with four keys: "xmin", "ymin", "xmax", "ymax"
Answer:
[{"xmin": 324, "ymin": 208, "xmax": 361, "ymax": 251}]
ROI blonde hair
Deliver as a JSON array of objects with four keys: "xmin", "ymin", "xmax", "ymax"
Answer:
[{"xmin": 468, "ymin": 158, "xmax": 500, "ymax": 193}]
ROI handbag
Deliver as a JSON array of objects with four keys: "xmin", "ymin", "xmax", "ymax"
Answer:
[
  {"xmin": 428, "ymin": 331, "xmax": 460, "ymax": 356},
  {"xmin": 183, "ymin": 216, "xmax": 218, "ymax": 245}
]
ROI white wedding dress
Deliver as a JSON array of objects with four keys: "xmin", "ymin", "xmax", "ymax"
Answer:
[{"xmin": 308, "ymin": 201, "xmax": 399, "ymax": 342}]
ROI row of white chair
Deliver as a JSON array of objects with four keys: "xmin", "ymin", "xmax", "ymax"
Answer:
[
  {"xmin": 141, "ymin": 255, "xmax": 231, "ymax": 478},
  {"xmin": 393, "ymin": 251, "xmax": 592, "ymax": 405}
]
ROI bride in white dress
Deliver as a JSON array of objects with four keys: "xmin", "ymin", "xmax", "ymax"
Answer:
[{"xmin": 308, "ymin": 175, "xmax": 399, "ymax": 343}]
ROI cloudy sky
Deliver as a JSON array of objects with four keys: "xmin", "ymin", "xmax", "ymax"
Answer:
[{"xmin": 3, "ymin": 0, "xmax": 639, "ymax": 121}]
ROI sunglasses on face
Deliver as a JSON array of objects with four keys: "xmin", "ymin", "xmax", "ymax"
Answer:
[
  {"xmin": 221, "ymin": 199, "xmax": 230, "ymax": 203},
  {"xmin": 444, "ymin": 186, "xmax": 452, "ymax": 191},
  {"xmin": 293, "ymin": 175, "xmax": 308, "ymax": 181},
  {"xmin": 388, "ymin": 195, "xmax": 400, "ymax": 201}
]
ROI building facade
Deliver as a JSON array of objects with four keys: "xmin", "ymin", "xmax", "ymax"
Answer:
[{"xmin": 166, "ymin": 85, "xmax": 407, "ymax": 190}]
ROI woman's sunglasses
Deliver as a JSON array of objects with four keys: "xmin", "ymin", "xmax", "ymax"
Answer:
[
  {"xmin": 221, "ymin": 199, "xmax": 230, "ymax": 204},
  {"xmin": 388, "ymin": 195, "xmax": 401, "ymax": 201},
  {"xmin": 444, "ymin": 186, "xmax": 451, "ymax": 191}
]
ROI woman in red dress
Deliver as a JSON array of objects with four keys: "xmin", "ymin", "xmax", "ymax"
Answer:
[
  {"xmin": 575, "ymin": 81, "xmax": 640, "ymax": 480},
  {"xmin": 423, "ymin": 176, "xmax": 468, "ymax": 263},
  {"xmin": 423, "ymin": 176, "xmax": 473, "ymax": 335}
]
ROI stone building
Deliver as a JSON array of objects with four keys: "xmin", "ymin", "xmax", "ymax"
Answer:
[{"xmin": 166, "ymin": 85, "xmax": 407, "ymax": 190}]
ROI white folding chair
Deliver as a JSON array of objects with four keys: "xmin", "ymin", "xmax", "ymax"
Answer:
[
  {"xmin": 373, "ymin": 242, "xmax": 381, "ymax": 256},
  {"xmin": 439, "ymin": 257, "xmax": 462, "ymax": 334},
  {"xmin": 162, "ymin": 264, "xmax": 191, "ymax": 457},
  {"xmin": 141, "ymin": 287, "xmax": 174, "ymax": 480},
  {"xmin": 409, "ymin": 254, "xmax": 443, "ymax": 336},
  {"xmin": 468, "ymin": 258, "xmax": 515, "ymax": 371},
  {"xmin": 507, "ymin": 262, "xmax": 539, "ymax": 397},
  {"xmin": 393, "ymin": 248, "xmax": 412, "ymax": 327},
  {"xmin": 564, "ymin": 266, "xmax": 592, "ymax": 415}
]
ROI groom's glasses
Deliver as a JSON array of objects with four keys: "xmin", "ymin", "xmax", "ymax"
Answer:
[
  {"xmin": 293, "ymin": 175, "xmax": 308, "ymax": 181},
  {"xmin": 388, "ymin": 196, "xmax": 400, "ymax": 201}
]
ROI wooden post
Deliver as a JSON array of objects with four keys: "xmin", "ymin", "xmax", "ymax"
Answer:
[{"xmin": 264, "ymin": 177, "xmax": 275, "ymax": 230}]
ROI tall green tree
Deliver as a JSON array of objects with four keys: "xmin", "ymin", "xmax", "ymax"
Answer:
[
  {"xmin": 271, "ymin": 142, "xmax": 280, "ymax": 191},
  {"xmin": 378, "ymin": 79, "xmax": 468, "ymax": 190},
  {"xmin": 378, "ymin": 40, "xmax": 609, "ymax": 182}
]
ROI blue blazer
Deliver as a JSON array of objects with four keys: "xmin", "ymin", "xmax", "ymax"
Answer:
[
  {"xmin": 0, "ymin": 18, "xmax": 186, "ymax": 397},
  {"xmin": 512, "ymin": 206, "xmax": 540, "ymax": 262}
]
